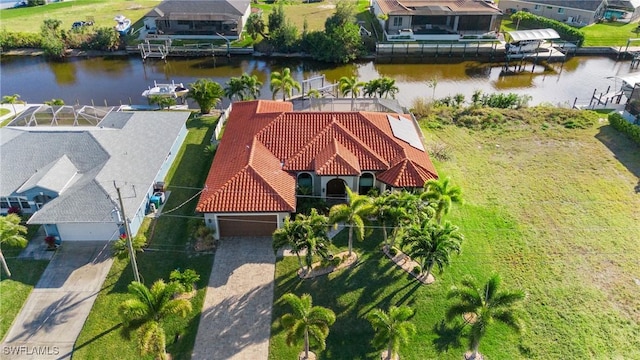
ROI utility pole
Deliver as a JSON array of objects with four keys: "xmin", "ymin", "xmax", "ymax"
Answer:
[{"xmin": 114, "ymin": 182, "xmax": 141, "ymax": 283}]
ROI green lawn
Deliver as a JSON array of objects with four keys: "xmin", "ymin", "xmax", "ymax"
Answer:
[
  {"xmin": 581, "ymin": 22, "xmax": 640, "ymax": 46},
  {"xmin": 0, "ymin": 225, "xmax": 50, "ymax": 341},
  {"xmin": 270, "ymin": 120, "xmax": 640, "ymax": 359},
  {"xmin": 73, "ymin": 114, "xmax": 217, "ymax": 360}
]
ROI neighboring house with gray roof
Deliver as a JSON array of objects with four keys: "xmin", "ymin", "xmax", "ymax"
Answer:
[
  {"xmin": 143, "ymin": 0, "xmax": 251, "ymax": 39},
  {"xmin": 498, "ymin": 0, "xmax": 640, "ymax": 25},
  {"xmin": 0, "ymin": 111, "xmax": 190, "ymax": 242}
]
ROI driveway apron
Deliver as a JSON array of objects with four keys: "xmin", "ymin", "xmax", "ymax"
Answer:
[
  {"xmin": 192, "ymin": 237, "xmax": 275, "ymax": 360},
  {"xmin": 1, "ymin": 242, "xmax": 113, "ymax": 360}
]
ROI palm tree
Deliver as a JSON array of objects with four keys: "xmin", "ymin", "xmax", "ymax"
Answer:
[
  {"xmin": 270, "ymin": 67, "xmax": 301, "ymax": 101},
  {"xmin": 44, "ymin": 98, "xmax": 65, "ymax": 106},
  {"xmin": 119, "ymin": 280, "xmax": 192, "ymax": 360},
  {"xmin": 273, "ymin": 209, "xmax": 330, "ymax": 274},
  {"xmin": 385, "ymin": 190, "xmax": 422, "ymax": 246},
  {"xmin": 188, "ymin": 78, "xmax": 224, "ymax": 114},
  {"xmin": 338, "ymin": 75, "xmax": 364, "ymax": 110},
  {"xmin": 224, "ymin": 76, "xmax": 246, "ymax": 101},
  {"xmin": 378, "ymin": 77, "xmax": 399, "ymax": 99},
  {"xmin": 1, "ymin": 94, "xmax": 22, "ymax": 116},
  {"xmin": 246, "ymin": 12, "xmax": 267, "ymax": 40},
  {"xmin": 112, "ymin": 234, "xmax": 146, "ymax": 260},
  {"xmin": 401, "ymin": 220, "xmax": 463, "ymax": 281},
  {"xmin": 363, "ymin": 78, "xmax": 381, "ymax": 98},
  {"xmin": 328, "ymin": 186, "xmax": 374, "ymax": 256},
  {"xmin": 280, "ymin": 293, "xmax": 336, "ymax": 360},
  {"xmin": 421, "ymin": 177, "xmax": 463, "ymax": 223},
  {"xmin": 306, "ymin": 88, "xmax": 322, "ymax": 111},
  {"xmin": 446, "ymin": 274, "xmax": 525, "ymax": 360},
  {"xmin": 241, "ymin": 73, "xmax": 262, "ymax": 100},
  {"xmin": 366, "ymin": 305, "xmax": 417, "ymax": 360},
  {"xmin": 0, "ymin": 214, "xmax": 28, "ymax": 277}
]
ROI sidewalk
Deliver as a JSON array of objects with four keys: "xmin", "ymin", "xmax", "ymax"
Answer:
[{"xmin": 192, "ymin": 237, "xmax": 275, "ymax": 360}]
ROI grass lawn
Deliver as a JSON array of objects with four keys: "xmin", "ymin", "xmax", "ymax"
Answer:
[
  {"xmin": 0, "ymin": 225, "xmax": 50, "ymax": 341},
  {"xmin": 0, "ymin": 0, "xmax": 160, "ymax": 33},
  {"xmin": 73, "ymin": 114, "xmax": 217, "ymax": 360},
  {"xmin": 581, "ymin": 22, "xmax": 640, "ymax": 46},
  {"xmin": 270, "ymin": 119, "xmax": 640, "ymax": 359}
]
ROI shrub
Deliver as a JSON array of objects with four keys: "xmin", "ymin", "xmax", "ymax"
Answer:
[
  {"xmin": 609, "ymin": 113, "xmax": 640, "ymax": 144},
  {"xmin": 428, "ymin": 141, "xmax": 452, "ymax": 161},
  {"xmin": 0, "ymin": 30, "xmax": 42, "ymax": 49},
  {"xmin": 388, "ymin": 246, "xmax": 398, "ymax": 256},
  {"xmin": 169, "ymin": 268, "xmax": 201, "ymax": 292},
  {"xmin": 412, "ymin": 265, "xmax": 421, "ymax": 275},
  {"xmin": 7, "ymin": 206, "xmax": 22, "ymax": 216}
]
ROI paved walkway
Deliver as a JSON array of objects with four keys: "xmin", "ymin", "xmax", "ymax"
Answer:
[
  {"xmin": 1, "ymin": 242, "xmax": 113, "ymax": 360},
  {"xmin": 192, "ymin": 237, "xmax": 275, "ymax": 360}
]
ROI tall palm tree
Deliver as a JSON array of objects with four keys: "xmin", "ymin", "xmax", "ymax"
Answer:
[
  {"xmin": 0, "ymin": 214, "xmax": 28, "ymax": 277},
  {"xmin": 401, "ymin": 220, "xmax": 463, "ymax": 281},
  {"xmin": 329, "ymin": 186, "xmax": 374, "ymax": 256},
  {"xmin": 188, "ymin": 78, "xmax": 224, "ymax": 114},
  {"xmin": 421, "ymin": 177, "xmax": 463, "ymax": 223},
  {"xmin": 240, "ymin": 73, "xmax": 262, "ymax": 100},
  {"xmin": 119, "ymin": 280, "xmax": 192, "ymax": 360},
  {"xmin": 224, "ymin": 76, "xmax": 246, "ymax": 101},
  {"xmin": 270, "ymin": 67, "xmax": 301, "ymax": 101},
  {"xmin": 446, "ymin": 275, "xmax": 525, "ymax": 360},
  {"xmin": 307, "ymin": 88, "xmax": 322, "ymax": 111},
  {"xmin": 366, "ymin": 305, "xmax": 417, "ymax": 360},
  {"xmin": 280, "ymin": 293, "xmax": 336, "ymax": 360},
  {"xmin": 378, "ymin": 77, "xmax": 399, "ymax": 99},
  {"xmin": 1, "ymin": 93, "xmax": 22, "ymax": 116},
  {"xmin": 273, "ymin": 215, "xmax": 308, "ymax": 272},
  {"xmin": 338, "ymin": 75, "xmax": 364, "ymax": 110},
  {"xmin": 385, "ymin": 190, "xmax": 422, "ymax": 246}
]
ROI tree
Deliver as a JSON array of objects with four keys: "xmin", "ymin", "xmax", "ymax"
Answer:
[
  {"xmin": 325, "ymin": 0, "xmax": 356, "ymax": 31},
  {"xmin": 240, "ymin": 73, "xmax": 262, "ymax": 100},
  {"xmin": 246, "ymin": 12, "xmax": 267, "ymax": 40},
  {"xmin": 421, "ymin": 177, "xmax": 463, "ymax": 223},
  {"xmin": 363, "ymin": 79, "xmax": 381, "ymax": 98},
  {"xmin": 339, "ymin": 75, "xmax": 364, "ymax": 111},
  {"xmin": 273, "ymin": 209, "xmax": 330, "ymax": 274},
  {"xmin": 44, "ymin": 98, "xmax": 65, "ymax": 106},
  {"xmin": 40, "ymin": 18, "xmax": 65, "ymax": 59},
  {"xmin": 0, "ymin": 214, "xmax": 28, "ymax": 277},
  {"xmin": 188, "ymin": 78, "xmax": 224, "ymax": 114},
  {"xmin": 446, "ymin": 275, "xmax": 525, "ymax": 360},
  {"xmin": 270, "ymin": 21, "xmax": 299, "ymax": 53},
  {"xmin": 378, "ymin": 77, "xmax": 399, "ymax": 99},
  {"xmin": 427, "ymin": 77, "xmax": 438, "ymax": 100},
  {"xmin": 280, "ymin": 293, "xmax": 336, "ymax": 360},
  {"xmin": 366, "ymin": 305, "xmax": 417, "ymax": 360},
  {"xmin": 454, "ymin": 93, "xmax": 466, "ymax": 108},
  {"xmin": 148, "ymin": 95, "xmax": 176, "ymax": 110},
  {"xmin": 268, "ymin": 2, "xmax": 286, "ymax": 34},
  {"xmin": 401, "ymin": 219, "xmax": 463, "ymax": 281},
  {"xmin": 1, "ymin": 94, "xmax": 22, "ymax": 116},
  {"xmin": 270, "ymin": 67, "xmax": 301, "ymax": 101},
  {"xmin": 224, "ymin": 76, "xmax": 246, "ymax": 101},
  {"xmin": 329, "ymin": 186, "xmax": 374, "ymax": 256},
  {"xmin": 119, "ymin": 280, "xmax": 192, "ymax": 360}
]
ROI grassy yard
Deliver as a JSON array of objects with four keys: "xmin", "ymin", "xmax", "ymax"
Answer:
[
  {"xmin": 270, "ymin": 120, "xmax": 640, "ymax": 359},
  {"xmin": 581, "ymin": 22, "xmax": 640, "ymax": 46},
  {"xmin": 73, "ymin": 114, "xmax": 217, "ymax": 360},
  {"xmin": 0, "ymin": 0, "xmax": 160, "ymax": 33},
  {"xmin": 0, "ymin": 225, "xmax": 49, "ymax": 341}
]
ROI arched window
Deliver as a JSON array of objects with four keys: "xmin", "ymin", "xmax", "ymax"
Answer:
[
  {"xmin": 297, "ymin": 173, "xmax": 313, "ymax": 195},
  {"xmin": 359, "ymin": 173, "xmax": 375, "ymax": 195}
]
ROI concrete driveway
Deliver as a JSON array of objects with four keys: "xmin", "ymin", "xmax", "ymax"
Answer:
[
  {"xmin": 1, "ymin": 242, "xmax": 113, "ymax": 360},
  {"xmin": 192, "ymin": 237, "xmax": 275, "ymax": 360}
]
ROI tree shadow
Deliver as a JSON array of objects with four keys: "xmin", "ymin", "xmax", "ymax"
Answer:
[
  {"xmin": 432, "ymin": 319, "xmax": 466, "ymax": 353},
  {"xmin": 595, "ymin": 125, "xmax": 640, "ymax": 190}
]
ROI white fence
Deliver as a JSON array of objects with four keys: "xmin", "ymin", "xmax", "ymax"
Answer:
[{"xmin": 212, "ymin": 104, "xmax": 232, "ymax": 142}]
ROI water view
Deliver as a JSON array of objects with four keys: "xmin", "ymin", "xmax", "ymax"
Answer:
[{"xmin": 1, "ymin": 55, "xmax": 639, "ymax": 108}]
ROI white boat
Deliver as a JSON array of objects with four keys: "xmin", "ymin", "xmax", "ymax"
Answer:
[
  {"xmin": 142, "ymin": 81, "xmax": 189, "ymax": 98},
  {"xmin": 616, "ymin": 74, "xmax": 640, "ymax": 98},
  {"xmin": 506, "ymin": 40, "xmax": 543, "ymax": 54},
  {"xmin": 114, "ymin": 15, "xmax": 131, "ymax": 35}
]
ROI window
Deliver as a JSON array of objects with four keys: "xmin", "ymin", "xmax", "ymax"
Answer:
[
  {"xmin": 9, "ymin": 198, "xmax": 20, "ymax": 209},
  {"xmin": 393, "ymin": 17, "xmax": 403, "ymax": 27},
  {"xmin": 546, "ymin": 6, "xmax": 552, "ymax": 9},
  {"xmin": 534, "ymin": 5, "xmax": 540, "ymax": 10},
  {"xmin": 0, "ymin": 198, "xmax": 8, "ymax": 209},
  {"xmin": 20, "ymin": 199, "xmax": 30, "ymax": 209},
  {"xmin": 297, "ymin": 173, "xmax": 313, "ymax": 195},
  {"xmin": 359, "ymin": 173, "xmax": 375, "ymax": 195},
  {"xmin": 558, "ymin": 8, "xmax": 564, "ymax": 13}
]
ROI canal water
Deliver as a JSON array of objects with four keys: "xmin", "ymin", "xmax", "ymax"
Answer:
[{"xmin": 1, "ymin": 55, "xmax": 639, "ymax": 108}]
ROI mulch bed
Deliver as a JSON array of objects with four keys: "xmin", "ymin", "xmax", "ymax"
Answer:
[{"xmin": 381, "ymin": 245, "xmax": 435, "ymax": 285}]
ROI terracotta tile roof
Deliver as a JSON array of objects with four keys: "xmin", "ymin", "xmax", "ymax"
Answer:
[
  {"xmin": 197, "ymin": 100, "xmax": 437, "ymax": 213},
  {"xmin": 314, "ymin": 138, "xmax": 361, "ymax": 176},
  {"xmin": 377, "ymin": 158, "xmax": 438, "ymax": 188}
]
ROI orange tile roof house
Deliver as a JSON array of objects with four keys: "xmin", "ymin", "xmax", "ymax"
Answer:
[{"xmin": 196, "ymin": 100, "xmax": 438, "ymax": 238}]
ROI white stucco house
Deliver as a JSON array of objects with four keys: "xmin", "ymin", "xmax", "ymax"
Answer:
[{"xmin": 0, "ymin": 111, "xmax": 190, "ymax": 242}]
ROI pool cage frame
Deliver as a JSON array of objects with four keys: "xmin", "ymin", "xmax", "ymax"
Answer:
[{"xmin": 7, "ymin": 105, "xmax": 116, "ymax": 127}]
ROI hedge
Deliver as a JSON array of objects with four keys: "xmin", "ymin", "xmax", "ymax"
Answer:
[
  {"xmin": 609, "ymin": 112, "xmax": 640, "ymax": 144},
  {"xmin": 510, "ymin": 11, "xmax": 585, "ymax": 46}
]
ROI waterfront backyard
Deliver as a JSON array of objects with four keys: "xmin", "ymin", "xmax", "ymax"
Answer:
[{"xmin": 269, "ymin": 117, "xmax": 640, "ymax": 359}]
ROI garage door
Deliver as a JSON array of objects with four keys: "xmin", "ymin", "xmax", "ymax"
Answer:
[{"xmin": 218, "ymin": 215, "xmax": 278, "ymax": 237}]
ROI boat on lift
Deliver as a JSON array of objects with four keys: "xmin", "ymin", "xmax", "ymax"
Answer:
[
  {"xmin": 114, "ymin": 15, "xmax": 132, "ymax": 36},
  {"xmin": 142, "ymin": 80, "xmax": 189, "ymax": 98}
]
